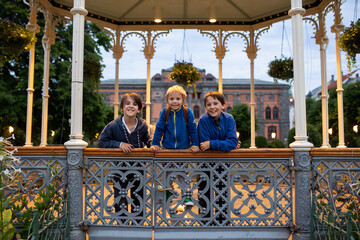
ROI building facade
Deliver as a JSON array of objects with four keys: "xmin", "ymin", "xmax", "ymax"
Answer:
[{"xmin": 99, "ymin": 66, "xmax": 290, "ymax": 142}]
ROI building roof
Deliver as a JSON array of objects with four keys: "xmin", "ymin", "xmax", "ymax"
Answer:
[{"xmin": 100, "ymin": 77, "xmax": 286, "ymax": 86}]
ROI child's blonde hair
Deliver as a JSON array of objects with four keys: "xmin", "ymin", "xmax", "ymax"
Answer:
[{"xmin": 165, "ymin": 85, "xmax": 187, "ymax": 103}]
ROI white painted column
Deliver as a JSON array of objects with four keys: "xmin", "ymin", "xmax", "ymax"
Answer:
[
  {"xmin": 331, "ymin": 0, "xmax": 346, "ymax": 148},
  {"xmin": 319, "ymin": 39, "xmax": 330, "ymax": 148},
  {"xmin": 40, "ymin": 36, "xmax": 54, "ymax": 146},
  {"xmin": 246, "ymin": 30, "xmax": 257, "ymax": 149},
  {"xmin": 218, "ymin": 58, "xmax": 223, "ymax": 93},
  {"xmin": 249, "ymin": 58, "xmax": 256, "ymax": 148},
  {"xmin": 24, "ymin": 0, "xmax": 39, "ymax": 147},
  {"xmin": 289, "ymin": 0, "xmax": 313, "ymax": 150},
  {"xmin": 112, "ymin": 31, "xmax": 124, "ymax": 119},
  {"xmin": 64, "ymin": 0, "xmax": 88, "ymax": 148},
  {"xmin": 143, "ymin": 31, "xmax": 155, "ymax": 128}
]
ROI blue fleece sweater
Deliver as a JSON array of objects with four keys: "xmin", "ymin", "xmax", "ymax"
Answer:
[
  {"xmin": 98, "ymin": 115, "xmax": 152, "ymax": 148},
  {"xmin": 198, "ymin": 112, "xmax": 238, "ymax": 152},
  {"xmin": 152, "ymin": 106, "xmax": 199, "ymax": 149}
]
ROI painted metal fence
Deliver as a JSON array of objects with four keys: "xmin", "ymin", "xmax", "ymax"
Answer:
[{"xmin": 310, "ymin": 152, "xmax": 360, "ymax": 240}]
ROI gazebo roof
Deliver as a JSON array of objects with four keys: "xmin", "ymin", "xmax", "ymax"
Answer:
[{"xmin": 49, "ymin": 0, "xmax": 329, "ymax": 29}]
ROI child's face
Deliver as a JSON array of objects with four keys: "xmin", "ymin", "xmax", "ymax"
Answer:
[
  {"xmin": 167, "ymin": 92, "xmax": 183, "ymax": 111},
  {"xmin": 205, "ymin": 96, "xmax": 225, "ymax": 119},
  {"xmin": 121, "ymin": 97, "xmax": 140, "ymax": 117}
]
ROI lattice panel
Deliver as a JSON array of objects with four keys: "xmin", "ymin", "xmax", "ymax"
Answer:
[
  {"xmin": 312, "ymin": 157, "xmax": 360, "ymax": 214},
  {"xmin": 8, "ymin": 155, "xmax": 67, "ymax": 223},
  {"xmin": 154, "ymin": 158, "xmax": 293, "ymax": 228},
  {"xmin": 84, "ymin": 157, "xmax": 153, "ymax": 227}
]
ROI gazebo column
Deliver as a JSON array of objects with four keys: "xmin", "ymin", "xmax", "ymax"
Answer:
[
  {"xmin": 143, "ymin": 32, "xmax": 155, "ymax": 128},
  {"xmin": 289, "ymin": 0, "xmax": 313, "ymax": 239},
  {"xmin": 64, "ymin": 0, "xmax": 88, "ymax": 239},
  {"xmin": 24, "ymin": 0, "xmax": 40, "ymax": 147},
  {"xmin": 200, "ymin": 30, "xmax": 226, "ymax": 93},
  {"xmin": 40, "ymin": 10, "xmax": 57, "ymax": 147},
  {"xmin": 312, "ymin": 12, "xmax": 330, "ymax": 148},
  {"xmin": 331, "ymin": 0, "xmax": 346, "ymax": 148},
  {"xmin": 246, "ymin": 29, "xmax": 258, "ymax": 149},
  {"xmin": 112, "ymin": 31, "xmax": 124, "ymax": 119}
]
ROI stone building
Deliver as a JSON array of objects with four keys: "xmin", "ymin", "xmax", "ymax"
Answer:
[{"xmin": 99, "ymin": 66, "xmax": 290, "ymax": 142}]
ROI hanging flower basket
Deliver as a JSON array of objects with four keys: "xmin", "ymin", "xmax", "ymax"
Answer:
[
  {"xmin": 0, "ymin": 18, "xmax": 36, "ymax": 63},
  {"xmin": 267, "ymin": 56, "xmax": 293, "ymax": 83},
  {"xmin": 168, "ymin": 61, "xmax": 201, "ymax": 92},
  {"xmin": 339, "ymin": 19, "xmax": 360, "ymax": 68}
]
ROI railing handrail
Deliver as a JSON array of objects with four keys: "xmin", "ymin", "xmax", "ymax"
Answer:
[{"xmin": 310, "ymin": 148, "xmax": 360, "ymax": 157}]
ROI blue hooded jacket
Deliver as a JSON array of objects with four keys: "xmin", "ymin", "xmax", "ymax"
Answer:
[
  {"xmin": 152, "ymin": 106, "xmax": 199, "ymax": 149},
  {"xmin": 198, "ymin": 112, "xmax": 238, "ymax": 152}
]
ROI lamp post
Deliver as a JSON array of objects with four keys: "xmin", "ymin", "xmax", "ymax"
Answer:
[
  {"xmin": 9, "ymin": 126, "xmax": 14, "ymax": 134},
  {"xmin": 354, "ymin": 125, "xmax": 358, "ymax": 133}
]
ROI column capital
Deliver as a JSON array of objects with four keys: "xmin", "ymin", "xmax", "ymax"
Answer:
[
  {"xmin": 70, "ymin": 7, "xmax": 88, "ymax": 16},
  {"xmin": 288, "ymin": 7, "xmax": 306, "ymax": 17}
]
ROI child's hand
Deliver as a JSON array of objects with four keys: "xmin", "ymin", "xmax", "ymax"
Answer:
[
  {"xmin": 120, "ymin": 143, "xmax": 134, "ymax": 153},
  {"xmin": 237, "ymin": 140, "xmax": 241, "ymax": 149},
  {"xmin": 200, "ymin": 141, "xmax": 210, "ymax": 151},
  {"xmin": 190, "ymin": 146, "xmax": 199, "ymax": 152},
  {"xmin": 150, "ymin": 145, "xmax": 160, "ymax": 153}
]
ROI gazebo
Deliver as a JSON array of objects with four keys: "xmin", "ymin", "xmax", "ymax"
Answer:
[{"xmin": 11, "ymin": 0, "xmax": 359, "ymax": 239}]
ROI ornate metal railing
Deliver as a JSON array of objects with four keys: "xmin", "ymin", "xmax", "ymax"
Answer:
[
  {"xmin": 11, "ymin": 147, "xmax": 360, "ymax": 240},
  {"xmin": 310, "ymin": 149, "xmax": 360, "ymax": 240},
  {"xmin": 9, "ymin": 147, "xmax": 68, "ymax": 238},
  {"xmin": 83, "ymin": 149, "xmax": 294, "ymax": 239}
]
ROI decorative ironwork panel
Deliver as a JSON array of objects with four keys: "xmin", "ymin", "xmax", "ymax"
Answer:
[
  {"xmin": 312, "ymin": 157, "xmax": 360, "ymax": 216},
  {"xmin": 84, "ymin": 157, "xmax": 153, "ymax": 227},
  {"xmin": 8, "ymin": 155, "xmax": 68, "ymax": 223},
  {"xmin": 154, "ymin": 158, "xmax": 293, "ymax": 228}
]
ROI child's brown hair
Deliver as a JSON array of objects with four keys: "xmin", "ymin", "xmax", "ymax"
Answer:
[
  {"xmin": 204, "ymin": 91, "xmax": 225, "ymax": 106},
  {"xmin": 120, "ymin": 93, "xmax": 143, "ymax": 110}
]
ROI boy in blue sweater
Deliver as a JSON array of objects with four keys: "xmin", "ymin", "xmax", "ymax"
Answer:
[
  {"xmin": 197, "ymin": 91, "xmax": 238, "ymax": 214},
  {"xmin": 151, "ymin": 85, "xmax": 199, "ymax": 207},
  {"xmin": 198, "ymin": 91, "xmax": 238, "ymax": 152}
]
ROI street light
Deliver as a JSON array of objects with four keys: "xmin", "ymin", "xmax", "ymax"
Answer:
[
  {"xmin": 328, "ymin": 128, "xmax": 333, "ymax": 135},
  {"xmin": 271, "ymin": 132, "xmax": 276, "ymax": 139},
  {"xmin": 354, "ymin": 125, "xmax": 358, "ymax": 133},
  {"xmin": 236, "ymin": 132, "xmax": 240, "ymax": 138},
  {"xmin": 9, "ymin": 126, "xmax": 14, "ymax": 134},
  {"xmin": 51, "ymin": 130, "xmax": 55, "ymax": 137}
]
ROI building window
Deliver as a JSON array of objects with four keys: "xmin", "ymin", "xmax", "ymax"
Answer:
[
  {"xmin": 197, "ymin": 92, "xmax": 201, "ymax": 99},
  {"xmin": 226, "ymin": 106, "xmax": 232, "ymax": 112},
  {"xmin": 193, "ymin": 105, "xmax": 200, "ymax": 119},
  {"xmin": 269, "ymin": 94, "xmax": 274, "ymax": 100},
  {"xmin": 273, "ymin": 106, "xmax": 279, "ymax": 119},
  {"xmin": 265, "ymin": 106, "xmax": 271, "ymax": 119},
  {"xmin": 246, "ymin": 94, "xmax": 250, "ymax": 100},
  {"xmin": 268, "ymin": 126, "xmax": 277, "ymax": 140}
]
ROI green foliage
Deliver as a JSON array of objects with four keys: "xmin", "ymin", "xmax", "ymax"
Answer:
[
  {"xmin": 287, "ymin": 124, "xmax": 321, "ymax": 147},
  {"xmin": 13, "ymin": 164, "xmax": 66, "ymax": 239},
  {"xmin": 228, "ymin": 104, "xmax": 258, "ymax": 146},
  {"xmin": 0, "ymin": 0, "xmax": 113, "ymax": 146},
  {"xmin": 168, "ymin": 61, "xmax": 201, "ymax": 93},
  {"xmin": 339, "ymin": 19, "xmax": 360, "ymax": 69},
  {"xmin": 306, "ymin": 81, "xmax": 360, "ymax": 147},
  {"xmin": 311, "ymin": 179, "xmax": 360, "ymax": 239},
  {"xmin": 0, "ymin": 18, "xmax": 36, "ymax": 67},
  {"xmin": 267, "ymin": 56, "xmax": 293, "ymax": 83},
  {"xmin": 0, "ymin": 136, "xmax": 21, "ymax": 240},
  {"xmin": 268, "ymin": 139, "xmax": 285, "ymax": 148},
  {"xmin": 255, "ymin": 135, "xmax": 268, "ymax": 148}
]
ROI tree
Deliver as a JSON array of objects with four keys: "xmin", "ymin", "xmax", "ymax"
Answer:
[
  {"xmin": 227, "ymin": 104, "xmax": 258, "ymax": 147},
  {"xmin": 0, "ymin": 0, "xmax": 113, "ymax": 146},
  {"xmin": 305, "ymin": 80, "xmax": 360, "ymax": 147}
]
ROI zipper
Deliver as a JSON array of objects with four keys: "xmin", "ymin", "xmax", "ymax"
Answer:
[{"xmin": 174, "ymin": 111, "xmax": 177, "ymax": 148}]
